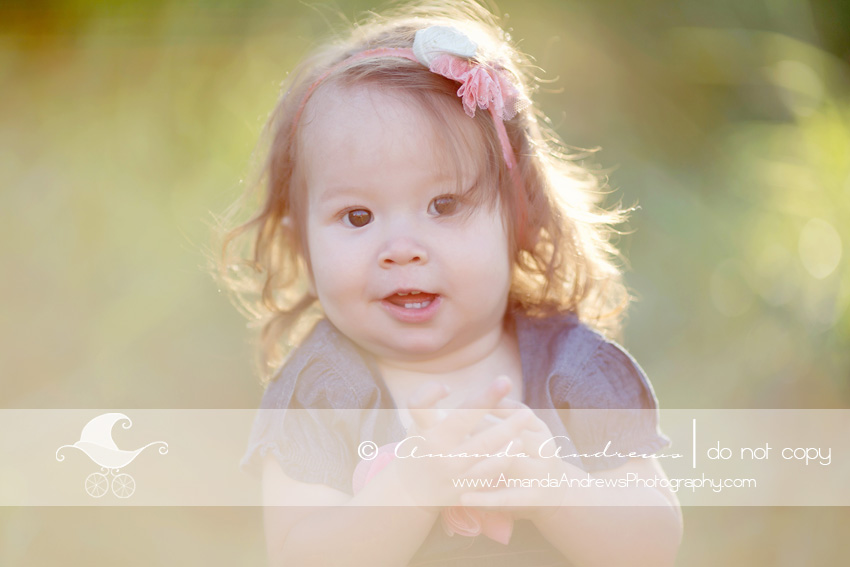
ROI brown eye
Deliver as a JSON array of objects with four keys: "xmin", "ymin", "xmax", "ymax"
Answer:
[
  {"xmin": 428, "ymin": 196, "xmax": 459, "ymax": 216},
  {"xmin": 345, "ymin": 209, "xmax": 372, "ymax": 227}
]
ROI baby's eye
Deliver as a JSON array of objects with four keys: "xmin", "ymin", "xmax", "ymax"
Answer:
[
  {"xmin": 343, "ymin": 209, "xmax": 373, "ymax": 228},
  {"xmin": 428, "ymin": 195, "xmax": 460, "ymax": 216}
]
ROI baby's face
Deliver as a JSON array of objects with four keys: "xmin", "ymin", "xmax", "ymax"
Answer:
[{"xmin": 299, "ymin": 84, "xmax": 512, "ymax": 368}]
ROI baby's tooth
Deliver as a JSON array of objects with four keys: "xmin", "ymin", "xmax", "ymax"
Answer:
[{"xmin": 410, "ymin": 291, "xmax": 421, "ymax": 295}]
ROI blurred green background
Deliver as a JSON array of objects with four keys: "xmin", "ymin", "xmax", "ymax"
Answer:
[{"xmin": 1, "ymin": 0, "xmax": 848, "ymax": 564}]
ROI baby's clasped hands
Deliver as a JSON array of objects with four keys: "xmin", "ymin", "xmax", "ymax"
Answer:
[
  {"xmin": 407, "ymin": 378, "xmax": 577, "ymax": 523},
  {"xmin": 383, "ymin": 376, "xmax": 544, "ymax": 509},
  {"xmin": 460, "ymin": 396, "xmax": 579, "ymax": 523}
]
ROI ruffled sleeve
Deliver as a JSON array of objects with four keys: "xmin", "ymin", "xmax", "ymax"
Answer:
[
  {"xmin": 554, "ymin": 339, "xmax": 671, "ymax": 472},
  {"xmin": 515, "ymin": 309, "xmax": 670, "ymax": 472},
  {"xmin": 240, "ymin": 320, "xmax": 403, "ymax": 493}
]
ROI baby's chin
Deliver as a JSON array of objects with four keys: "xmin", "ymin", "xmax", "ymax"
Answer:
[
  {"xmin": 355, "ymin": 333, "xmax": 460, "ymax": 365},
  {"xmin": 367, "ymin": 337, "xmax": 452, "ymax": 361}
]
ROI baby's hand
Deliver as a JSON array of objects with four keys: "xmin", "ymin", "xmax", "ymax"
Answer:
[
  {"xmin": 389, "ymin": 376, "xmax": 539, "ymax": 508},
  {"xmin": 459, "ymin": 398, "xmax": 578, "ymax": 522}
]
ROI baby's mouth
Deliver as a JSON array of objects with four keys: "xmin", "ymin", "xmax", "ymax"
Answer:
[{"xmin": 383, "ymin": 290, "xmax": 438, "ymax": 309}]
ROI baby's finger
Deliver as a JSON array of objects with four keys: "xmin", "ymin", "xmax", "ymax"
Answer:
[
  {"xmin": 408, "ymin": 382, "xmax": 450, "ymax": 430},
  {"xmin": 467, "ymin": 412, "xmax": 507, "ymax": 436},
  {"xmin": 495, "ymin": 397, "xmax": 525, "ymax": 410},
  {"xmin": 435, "ymin": 376, "xmax": 512, "ymax": 443},
  {"xmin": 467, "ymin": 410, "xmax": 542, "ymax": 438},
  {"xmin": 408, "ymin": 381, "xmax": 450, "ymax": 409},
  {"xmin": 487, "ymin": 402, "xmax": 545, "ymax": 434},
  {"xmin": 455, "ymin": 407, "xmax": 537, "ymax": 459},
  {"xmin": 483, "ymin": 398, "xmax": 522, "ymax": 420},
  {"xmin": 462, "ymin": 438, "xmax": 526, "ymax": 479},
  {"xmin": 458, "ymin": 375, "xmax": 512, "ymax": 410},
  {"xmin": 486, "ymin": 406, "xmax": 545, "ymax": 434}
]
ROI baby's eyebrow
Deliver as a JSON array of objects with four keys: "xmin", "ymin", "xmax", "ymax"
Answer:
[
  {"xmin": 312, "ymin": 174, "xmax": 481, "ymax": 204},
  {"xmin": 313, "ymin": 184, "xmax": 367, "ymax": 202},
  {"xmin": 429, "ymin": 171, "xmax": 481, "ymax": 193},
  {"xmin": 446, "ymin": 175, "xmax": 482, "ymax": 198}
]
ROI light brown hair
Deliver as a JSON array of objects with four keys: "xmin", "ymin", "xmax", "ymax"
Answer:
[{"xmin": 216, "ymin": 1, "xmax": 632, "ymax": 379}]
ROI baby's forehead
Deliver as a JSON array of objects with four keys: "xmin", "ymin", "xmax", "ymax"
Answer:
[
  {"xmin": 299, "ymin": 83, "xmax": 425, "ymax": 147},
  {"xmin": 297, "ymin": 80, "xmax": 489, "ymax": 181}
]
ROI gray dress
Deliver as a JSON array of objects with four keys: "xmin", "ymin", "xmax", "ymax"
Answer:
[{"xmin": 243, "ymin": 309, "xmax": 670, "ymax": 566}]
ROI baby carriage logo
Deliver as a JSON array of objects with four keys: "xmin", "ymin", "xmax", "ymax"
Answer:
[{"xmin": 55, "ymin": 413, "xmax": 168, "ymax": 498}]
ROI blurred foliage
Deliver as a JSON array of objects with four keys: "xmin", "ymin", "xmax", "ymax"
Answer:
[{"xmin": 1, "ymin": 0, "xmax": 849, "ymax": 565}]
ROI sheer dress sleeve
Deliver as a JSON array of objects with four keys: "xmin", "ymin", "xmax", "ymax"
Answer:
[
  {"xmin": 551, "ymin": 339, "xmax": 671, "ymax": 472},
  {"xmin": 240, "ymin": 320, "xmax": 402, "ymax": 493}
]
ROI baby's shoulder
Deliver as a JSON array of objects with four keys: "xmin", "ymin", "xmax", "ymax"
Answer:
[
  {"xmin": 261, "ymin": 319, "xmax": 380, "ymax": 410},
  {"xmin": 516, "ymin": 309, "xmax": 607, "ymax": 373},
  {"xmin": 516, "ymin": 310, "xmax": 658, "ymax": 410}
]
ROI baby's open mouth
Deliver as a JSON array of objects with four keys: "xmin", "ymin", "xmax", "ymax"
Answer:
[{"xmin": 383, "ymin": 290, "xmax": 438, "ymax": 309}]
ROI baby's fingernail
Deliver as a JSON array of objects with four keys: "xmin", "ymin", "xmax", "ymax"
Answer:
[{"xmin": 527, "ymin": 414, "xmax": 543, "ymax": 431}]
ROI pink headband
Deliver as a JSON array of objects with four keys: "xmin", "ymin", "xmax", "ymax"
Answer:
[{"xmin": 293, "ymin": 26, "xmax": 529, "ymax": 243}]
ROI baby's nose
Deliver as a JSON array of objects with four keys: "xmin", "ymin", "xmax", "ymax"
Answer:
[{"xmin": 377, "ymin": 236, "xmax": 428, "ymax": 267}]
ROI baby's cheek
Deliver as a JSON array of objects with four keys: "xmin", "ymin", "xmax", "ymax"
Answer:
[
  {"xmin": 463, "ymin": 232, "xmax": 510, "ymax": 269},
  {"xmin": 304, "ymin": 243, "xmax": 339, "ymax": 294}
]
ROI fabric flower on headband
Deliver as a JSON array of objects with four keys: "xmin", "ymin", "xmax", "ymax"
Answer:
[
  {"xmin": 412, "ymin": 25, "xmax": 478, "ymax": 65},
  {"xmin": 292, "ymin": 25, "xmax": 527, "ymax": 169},
  {"xmin": 412, "ymin": 26, "xmax": 526, "ymax": 121}
]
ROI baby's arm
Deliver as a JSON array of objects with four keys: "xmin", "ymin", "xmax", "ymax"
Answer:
[
  {"xmin": 260, "ymin": 378, "xmax": 538, "ymax": 567},
  {"xmin": 261, "ymin": 456, "xmax": 439, "ymax": 566},
  {"xmin": 531, "ymin": 458, "xmax": 683, "ymax": 567}
]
